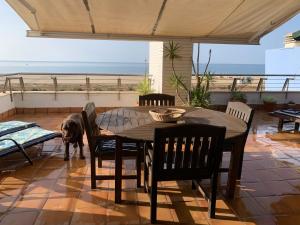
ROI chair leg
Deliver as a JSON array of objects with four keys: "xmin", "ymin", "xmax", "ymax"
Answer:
[
  {"xmin": 98, "ymin": 156, "xmax": 102, "ymax": 168},
  {"xmin": 150, "ymin": 180, "xmax": 158, "ymax": 224},
  {"xmin": 192, "ymin": 180, "xmax": 196, "ymax": 189},
  {"xmin": 237, "ymin": 146, "xmax": 245, "ymax": 179},
  {"xmin": 115, "ymin": 138, "xmax": 122, "ymax": 204},
  {"xmin": 90, "ymin": 154, "xmax": 96, "ymax": 189},
  {"xmin": 143, "ymin": 147, "xmax": 149, "ymax": 193},
  {"xmin": 208, "ymin": 173, "xmax": 218, "ymax": 218},
  {"xmin": 136, "ymin": 150, "xmax": 142, "ymax": 188}
]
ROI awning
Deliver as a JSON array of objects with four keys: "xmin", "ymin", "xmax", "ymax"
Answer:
[
  {"xmin": 292, "ymin": 30, "xmax": 300, "ymax": 40},
  {"xmin": 6, "ymin": 0, "xmax": 300, "ymax": 44}
]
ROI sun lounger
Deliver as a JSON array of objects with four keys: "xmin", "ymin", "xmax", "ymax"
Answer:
[
  {"xmin": 0, "ymin": 122, "xmax": 61, "ymax": 165},
  {"xmin": 0, "ymin": 121, "xmax": 36, "ymax": 136}
]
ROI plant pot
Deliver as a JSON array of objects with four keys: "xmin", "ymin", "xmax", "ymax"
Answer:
[
  {"xmin": 287, "ymin": 103, "xmax": 296, "ymax": 109},
  {"xmin": 263, "ymin": 101, "xmax": 276, "ymax": 112},
  {"xmin": 230, "ymin": 98, "xmax": 247, "ymax": 103}
]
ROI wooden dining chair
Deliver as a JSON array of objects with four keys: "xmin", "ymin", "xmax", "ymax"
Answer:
[
  {"xmin": 144, "ymin": 124, "xmax": 226, "ymax": 223},
  {"xmin": 81, "ymin": 102, "xmax": 142, "ymax": 189},
  {"xmin": 221, "ymin": 101, "xmax": 254, "ymax": 178},
  {"xmin": 139, "ymin": 93, "xmax": 175, "ymax": 106}
]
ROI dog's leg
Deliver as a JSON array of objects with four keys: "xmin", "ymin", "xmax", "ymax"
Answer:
[
  {"xmin": 64, "ymin": 142, "xmax": 70, "ymax": 161},
  {"xmin": 79, "ymin": 136, "xmax": 85, "ymax": 160}
]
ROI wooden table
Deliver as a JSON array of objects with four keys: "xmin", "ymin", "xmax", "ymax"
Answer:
[{"xmin": 96, "ymin": 107, "xmax": 247, "ymax": 202}]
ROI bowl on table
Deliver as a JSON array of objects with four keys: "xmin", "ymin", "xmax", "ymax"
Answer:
[{"xmin": 149, "ymin": 108, "xmax": 186, "ymax": 122}]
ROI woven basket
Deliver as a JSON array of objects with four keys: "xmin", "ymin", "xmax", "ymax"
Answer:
[{"xmin": 149, "ymin": 108, "xmax": 186, "ymax": 122}]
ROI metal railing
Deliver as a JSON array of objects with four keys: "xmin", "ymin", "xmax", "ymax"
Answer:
[
  {"xmin": 191, "ymin": 74, "xmax": 300, "ymax": 92},
  {"xmin": 1, "ymin": 73, "xmax": 300, "ymax": 102},
  {"xmin": 0, "ymin": 73, "xmax": 148, "ymax": 101}
]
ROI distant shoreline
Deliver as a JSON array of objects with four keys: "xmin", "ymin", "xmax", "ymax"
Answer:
[{"xmin": 0, "ymin": 61, "xmax": 265, "ymax": 75}]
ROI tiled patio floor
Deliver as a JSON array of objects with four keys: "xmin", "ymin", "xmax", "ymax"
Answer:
[{"xmin": 1, "ymin": 111, "xmax": 300, "ymax": 225}]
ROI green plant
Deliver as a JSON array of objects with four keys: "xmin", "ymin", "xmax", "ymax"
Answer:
[
  {"xmin": 164, "ymin": 41, "xmax": 211, "ymax": 107},
  {"xmin": 263, "ymin": 96, "xmax": 277, "ymax": 103},
  {"xmin": 241, "ymin": 77, "xmax": 252, "ymax": 84},
  {"xmin": 190, "ymin": 86, "xmax": 210, "ymax": 107},
  {"xmin": 164, "ymin": 41, "xmax": 190, "ymax": 104},
  {"xmin": 137, "ymin": 76, "xmax": 153, "ymax": 95},
  {"xmin": 31, "ymin": 87, "xmax": 41, "ymax": 91},
  {"xmin": 73, "ymin": 87, "xmax": 84, "ymax": 91},
  {"xmin": 230, "ymin": 91, "xmax": 246, "ymax": 102}
]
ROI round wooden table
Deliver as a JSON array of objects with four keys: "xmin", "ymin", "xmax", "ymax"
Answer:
[
  {"xmin": 96, "ymin": 107, "xmax": 247, "ymax": 141},
  {"xmin": 96, "ymin": 106, "xmax": 247, "ymax": 200}
]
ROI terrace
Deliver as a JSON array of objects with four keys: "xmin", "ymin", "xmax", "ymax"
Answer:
[
  {"xmin": 1, "ymin": 108, "xmax": 300, "ymax": 225},
  {"xmin": 1, "ymin": 0, "xmax": 300, "ymax": 224}
]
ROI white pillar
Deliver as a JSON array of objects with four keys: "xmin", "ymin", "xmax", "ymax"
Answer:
[{"xmin": 149, "ymin": 40, "xmax": 193, "ymax": 105}]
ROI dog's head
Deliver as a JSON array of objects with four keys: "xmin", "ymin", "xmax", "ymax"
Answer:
[{"xmin": 61, "ymin": 119, "xmax": 81, "ymax": 143}]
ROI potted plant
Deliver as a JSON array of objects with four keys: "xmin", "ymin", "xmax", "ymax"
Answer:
[
  {"xmin": 262, "ymin": 96, "xmax": 277, "ymax": 112},
  {"xmin": 137, "ymin": 75, "xmax": 153, "ymax": 95},
  {"xmin": 230, "ymin": 91, "xmax": 247, "ymax": 103},
  {"xmin": 287, "ymin": 100, "xmax": 296, "ymax": 108}
]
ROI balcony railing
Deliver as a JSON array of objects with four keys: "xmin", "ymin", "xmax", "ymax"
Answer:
[{"xmin": 1, "ymin": 73, "xmax": 300, "ymax": 102}]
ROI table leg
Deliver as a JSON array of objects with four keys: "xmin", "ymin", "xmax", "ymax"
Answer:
[
  {"xmin": 226, "ymin": 139, "xmax": 243, "ymax": 198},
  {"xmin": 278, "ymin": 119, "xmax": 284, "ymax": 132},
  {"xmin": 115, "ymin": 137, "xmax": 122, "ymax": 203},
  {"xmin": 295, "ymin": 122, "xmax": 299, "ymax": 133}
]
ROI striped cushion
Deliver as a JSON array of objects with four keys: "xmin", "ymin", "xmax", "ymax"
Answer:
[
  {"xmin": 95, "ymin": 139, "xmax": 138, "ymax": 154},
  {"xmin": 0, "ymin": 121, "xmax": 36, "ymax": 136},
  {"xmin": 0, "ymin": 127, "xmax": 61, "ymax": 156}
]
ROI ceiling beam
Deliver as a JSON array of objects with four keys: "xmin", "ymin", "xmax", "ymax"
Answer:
[
  {"xmin": 151, "ymin": 0, "xmax": 168, "ymax": 35},
  {"xmin": 82, "ymin": 0, "xmax": 95, "ymax": 33},
  {"xmin": 207, "ymin": 0, "xmax": 245, "ymax": 36},
  {"xmin": 27, "ymin": 30, "xmax": 259, "ymax": 45},
  {"xmin": 18, "ymin": 0, "xmax": 40, "ymax": 30}
]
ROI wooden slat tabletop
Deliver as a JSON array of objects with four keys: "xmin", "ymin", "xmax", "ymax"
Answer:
[{"xmin": 96, "ymin": 107, "xmax": 247, "ymax": 141}]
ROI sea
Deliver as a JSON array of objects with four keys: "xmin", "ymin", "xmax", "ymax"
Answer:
[{"xmin": 0, "ymin": 61, "xmax": 265, "ymax": 75}]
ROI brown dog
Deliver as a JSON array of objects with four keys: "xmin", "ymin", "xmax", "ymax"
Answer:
[{"xmin": 61, "ymin": 114, "xmax": 85, "ymax": 161}]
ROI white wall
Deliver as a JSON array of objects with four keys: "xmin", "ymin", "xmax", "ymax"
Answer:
[
  {"xmin": 149, "ymin": 41, "xmax": 193, "ymax": 104},
  {"xmin": 265, "ymin": 48, "xmax": 300, "ymax": 75},
  {"xmin": 0, "ymin": 93, "xmax": 15, "ymax": 113},
  {"xmin": 210, "ymin": 91, "xmax": 300, "ymax": 105},
  {"xmin": 2, "ymin": 91, "xmax": 300, "ymax": 112},
  {"xmin": 149, "ymin": 42, "xmax": 164, "ymax": 93},
  {"xmin": 13, "ymin": 91, "xmax": 139, "ymax": 108}
]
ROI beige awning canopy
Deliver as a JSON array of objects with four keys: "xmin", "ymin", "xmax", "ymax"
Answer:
[{"xmin": 6, "ymin": 0, "xmax": 300, "ymax": 44}]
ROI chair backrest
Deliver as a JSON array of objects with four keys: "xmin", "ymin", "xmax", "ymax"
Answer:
[
  {"xmin": 82, "ymin": 102, "xmax": 99, "ymax": 151},
  {"xmin": 152, "ymin": 124, "xmax": 226, "ymax": 180},
  {"xmin": 139, "ymin": 93, "xmax": 175, "ymax": 106},
  {"xmin": 226, "ymin": 101, "xmax": 254, "ymax": 133}
]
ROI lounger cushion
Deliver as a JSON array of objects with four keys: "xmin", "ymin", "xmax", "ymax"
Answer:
[
  {"xmin": 0, "ymin": 126, "xmax": 61, "ymax": 156},
  {"xmin": 0, "ymin": 121, "xmax": 36, "ymax": 136}
]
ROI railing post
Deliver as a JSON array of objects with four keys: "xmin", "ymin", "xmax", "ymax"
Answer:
[
  {"xmin": 51, "ymin": 76, "xmax": 58, "ymax": 100},
  {"xmin": 86, "ymin": 77, "xmax": 90, "ymax": 100},
  {"xmin": 19, "ymin": 77, "xmax": 25, "ymax": 101},
  {"xmin": 231, "ymin": 78, "xmax": 239, "ymax": 91},
  {"xmin": 117, "ymin": 77, "xmax": 121, "ymax": 100},
  {"xmin": 282, "ymin": 77, "xmax": 294, "ymax": 99},
  {"xmin": 3, "ymin": 77, "xmax": 8, "ymax": 93},
  {"xmin": 8, "ymin": 78, "xmax": 13, "ymax": 102},
  {"xmin": 256, "ymin": 77, "xmax": 267, "ymax": 99}
]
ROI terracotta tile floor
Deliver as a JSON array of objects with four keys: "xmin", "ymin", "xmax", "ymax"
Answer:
[{"xmin": 1, "ymin": 111, "xmax": 300, "ymax": 225}]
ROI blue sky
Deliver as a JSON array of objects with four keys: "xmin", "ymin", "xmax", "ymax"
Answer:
[{"xmin": 0, "ymin": 1, "xmax": 299, "ymax": 64}]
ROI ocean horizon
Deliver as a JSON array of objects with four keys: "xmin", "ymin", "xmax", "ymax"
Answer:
[{"xmin": 0, "ymin": 60, "xmax": 265, "ymax": 75}]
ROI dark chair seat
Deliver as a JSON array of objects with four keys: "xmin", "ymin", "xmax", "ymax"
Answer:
[
  {"xmin": 82, "ymin": 102, "xmax": 142, "ymax": 191},
  {"xmin": 95, "ymin": 138, "xmax": 140, "ymax": 154},
  {"xmin": 221, "ymin": 102, "xmax": 254, "ymax": 178}
]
